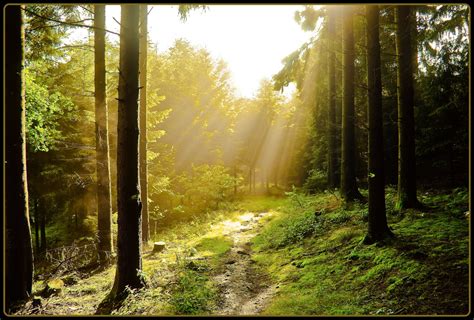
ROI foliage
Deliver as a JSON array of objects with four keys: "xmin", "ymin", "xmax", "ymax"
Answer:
[{"xmin": 25, "ymin": 69, "xmax": 77, "ymax": 152}]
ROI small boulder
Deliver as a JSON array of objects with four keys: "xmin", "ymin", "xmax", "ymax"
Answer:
[
  {"xmin": 41, "ymin": 279, "xmax": 64, "ymax": 298},
  {"xmin": 152, "ymin": 241, "xmax": 166, "ymax": 253}
]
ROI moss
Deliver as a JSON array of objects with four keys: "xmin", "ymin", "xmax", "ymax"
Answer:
[{"xmin": 195, "ymin": 236, "xmax": 233, "ymax": 257}]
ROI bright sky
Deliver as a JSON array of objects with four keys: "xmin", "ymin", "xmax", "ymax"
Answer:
[{"xmin": 102, "ymin": 5, "xmax": 314, "ymax": 98}]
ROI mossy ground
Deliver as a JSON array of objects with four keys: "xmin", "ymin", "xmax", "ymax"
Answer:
[
  {"xmin": 16, "ymin": 189, "xmax": 469, "ymax": 316},
  {"xmin": 251, "ymin": 187, "xmax": 469, "ymax": 315}
]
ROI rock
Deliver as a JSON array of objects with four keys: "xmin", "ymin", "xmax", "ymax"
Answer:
[
  {"xmin": 237, "ymin": 249, "xmax": 250, "ymax": 255},
  {"xmin": 152, "ymin": 241, "xmax": 166, "ymax": 253},
  {"xmin": 41, "ymin": 279, "xmax": 64, "ymax": 298},
  {"xmin": 226, "ymin": 259, "xmax": 236, "ymax": 265}
]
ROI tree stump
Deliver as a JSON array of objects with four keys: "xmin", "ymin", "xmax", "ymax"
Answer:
[{"xmin": 152, "ymin": 241, "xmax": 166, "ymax": 253}]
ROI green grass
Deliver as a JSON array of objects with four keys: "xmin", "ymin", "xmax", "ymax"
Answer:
[
  {"xmin": 251, "ymin": 187, "xmax": 469, "ymax": 316},
  {"xmin": 21, "ymin": 190, "xmax": 468, "ymax": 316}
]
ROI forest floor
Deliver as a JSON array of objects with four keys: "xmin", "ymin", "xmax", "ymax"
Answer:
[{"xmin": 14, "ymin": 187, "xmax": 469, "ymax": 316}]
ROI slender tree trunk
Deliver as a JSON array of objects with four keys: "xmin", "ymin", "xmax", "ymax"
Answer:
[
  {"xmin": 94, "ymin": 4, "xmax": 113, "ymax": 264},
  {"xmin": 395, "ymin": 6, "xmax": 419, "ymax": 209},
  {"xmin": 34, "ymin": 199, "xmax": 40, "ymax": 253},
  {"xmin": 364, "ymin": 5, "xmax": 393, "ymax": 244},
  {"xmin": 111, "ymin": 4, "xmax": 145, "ymax": 299},
  {"xmin": 40, "ymin": 206, "xmax": 46, "ymax": 253},
  {"xmin": 139, "ymin": 5, "xmax": 150, "ymax": 244},
  {"xmin": 341, "ymin": 7, "xmax": 363, "ymax": 202},
  {"xmin": 327, "ymin": 8, "xmax": 338, "ymax": 189},
  {"xmin": 5, "ymin": 7, "xmax": 33, "ymax": 309}
]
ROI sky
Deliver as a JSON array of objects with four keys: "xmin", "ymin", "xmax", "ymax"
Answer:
[{"xmin": 101, "ymin": 5, "xmax": 315, "ymax": 98}]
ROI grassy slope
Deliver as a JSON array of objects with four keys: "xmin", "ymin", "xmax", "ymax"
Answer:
[
  {"xmin": 20, "ymin": 190, "xmax": 468, "ymax": 316},
  {"xmin": 251, "ymin": 187, "xmax": 469, "ymax": 315}
]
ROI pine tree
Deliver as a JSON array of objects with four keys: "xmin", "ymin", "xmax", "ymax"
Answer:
[
  {"xmin": 395, "ymin": 5, "xmax": 420, "ymax": 210},
  {"xmin": 139, "ymin": 4, "xmax": 150, "ymax": 244},
  {"xmin": 110, "ymin": 4, "xmax": 145, "ymax": 299},
  {"xmin": 364, "ymin": 5, "xmax": 393, "ymax": 244},
  {"xmin": 5, "ymin": 4, "xmax": 34, "ymax": 309},
  {"xmin": 340, "ymin": 6, "xmax": 363, "ymax": 202},
  {"xmin": 94, "ymin": 4, "xmax": 113, "ymax": 264}
]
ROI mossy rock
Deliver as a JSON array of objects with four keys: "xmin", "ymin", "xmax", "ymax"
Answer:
[{"xmin": 41, "ymin": 279, "xmax": 64, "ymax": 298}]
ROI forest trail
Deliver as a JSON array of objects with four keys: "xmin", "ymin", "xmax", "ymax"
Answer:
[{"xmin": 209, "ymin": 211, "xmax": 276, "ymax": 315}]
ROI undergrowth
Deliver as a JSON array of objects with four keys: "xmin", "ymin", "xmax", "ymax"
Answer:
[{"xmin": 252, "ymin": 186, "xmax": 469, "ymax": 315}]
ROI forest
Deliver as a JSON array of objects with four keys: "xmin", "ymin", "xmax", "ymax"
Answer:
[{"xmin": 4, "ymin": 3, "xmax": 470, "ymax": 317}]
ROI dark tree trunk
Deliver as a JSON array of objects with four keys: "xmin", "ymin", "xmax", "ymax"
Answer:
[
  {"xmin": 34, "ymin": 199, "xmax": 40, "ymax": 253},
  {"xmin": 327, "ymin": 8, "xmax": 338, "ymax": 189},
  {"xmin": 40, "ymin": 205, "xmax": 46, "ymax": 253},
  {"xmin": 5, "ymin": 6, "xmax": 33, "ymax": 308},
  {"xmin": 364, "ymin": 5, "xmax": 393, "ymax": 244},
  {"xmin": 395, "ymin": 6, "xmax": 419, "ymax": 209},
  {"xmin": 94, "ymin": 4, "xmax": 113, "ymax": 264},
  {"xmin": 340, "ymin": 7, "xmax": 363, "ymax": 202},
  {"xmin": 111, "ymin": 4, "xmax": 145, "ymax": 299},
  {"xmin": 139, "ymin": 4, "xmax": 150, "ymax": 244}
]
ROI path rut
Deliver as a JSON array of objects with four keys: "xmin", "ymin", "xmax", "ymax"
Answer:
[{"xmin": 210, "ymin": 212, "xmax": 276, "ymax": 315}]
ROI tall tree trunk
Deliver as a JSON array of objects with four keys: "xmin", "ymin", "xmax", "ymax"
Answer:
[
  {"xmin": 40, "ymin": 205, "xmax": 46, "ymax": 253},
  {"xmin": 111, "ymin": 4, "xmax": 145, "ymax": 299},
  {"xmin": 34, "ymin": 199, "xmax": 40, "ymax": 253},
  {"xmin": 94, "ymin": 4, "xmax": 113, "ymax": 264},
  {"xmin": 395, "ymin": 6, "xmax": 419, "ymax": 209},
  {"xmin": 139, "ymin": 5, "xmax": 150, "ymax": 244},
  {"xmin": 340, "ymin": 7, "xmax": 363, "ymax": 202},
  {"xmin": 327, "ymin": 8, "xmax": 338, "ymax": 189},
  {"xmin": 5, "ymin": 5, "xmax": 34, "ymax": 308},
  {"xmin": 364, "ymin": 5, "xmax": 393, "ymax": 244}
]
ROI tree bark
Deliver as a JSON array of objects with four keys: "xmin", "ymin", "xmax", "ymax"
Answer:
[
  {"xmin": 327, "ymin": 8, "xmax": 338, "ymax": 189},
  {"xmin": 111, "ymin": 4, "xmax": 145, "ymax": 298},
  {"xmin": 340, "ymin": 6, "xmax": 363, "ymax": 202},
  {"xmin": 139, "ymin": 4, "xmax": 150, "ymax": 244},
  {"xmin": 364, "ymin": 5, "xmax": 393, "ymax": 244},
  {"xmin": 395, "ymin": 6, "xmax": 419, "ymax": 209},
  {"xmin": 34, "ymin": 199, "xmax": 40, "ymax": 253},
  {"xmin": 40, "ymin": 205, "xmax": 46, "ymax": 253},
  {"xmin": 94, "ymin": 4, "xmax": 113, "ymax": 264},
  {"xmin": 5, "ymin": 5, "xmax": 33, "ymax": 308}
]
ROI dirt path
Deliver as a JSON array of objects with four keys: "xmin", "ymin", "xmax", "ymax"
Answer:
[{"xmin": 210, "ymin": 212, "xmax": 276, "ymax": 315}]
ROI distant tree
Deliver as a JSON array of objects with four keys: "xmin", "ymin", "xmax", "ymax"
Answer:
[
  {"xmin": 395, "ymin": 6, "xmax": 420, "ymax": 209},
  {"xmin": 139, "ymin": 4, "xmax": 150, "ymax": 244},
  {"xmin": 94, "ymin": 4, "xmax": 113, "ymax": 265},
  {"xmin": 363, "ymin": 5, "xmax": 393, "ymax": 244},
  {"xmin": 5, "ymin": 4, "xmax": 34, "ymax": 309},
  {"xmin": 110, "ymin": 4, "xmax": 145, "ymax": 300},
  {"xmin": 340, "ymin": 6, "xmax": 363, "ymax": 202}
]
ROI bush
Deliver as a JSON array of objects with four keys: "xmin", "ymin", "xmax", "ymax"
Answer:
[{"xmin": 303, "ymin": 169, "xmax": 328, "ymax": 193}]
